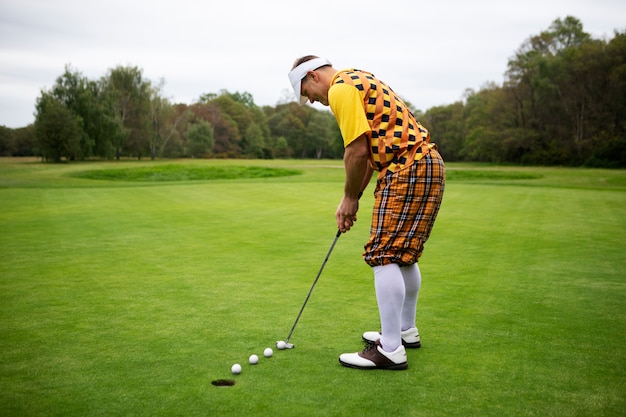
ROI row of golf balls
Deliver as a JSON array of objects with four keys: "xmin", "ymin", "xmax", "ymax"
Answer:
[{"xmin": 231, "ymin": 347, "xmax": 274, "ymax": 374}]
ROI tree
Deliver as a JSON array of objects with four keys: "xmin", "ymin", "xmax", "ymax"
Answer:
[
  {"xmin": 156, "ymin": 103, "xmax": 189, "ymax": 158},
  {"xmin": 34, "ymin": 94, "xmax": 83, "ymax": 162},
  {"xmin": 210, "ymin": 93, "xmax": 250, "ymax": 153},
  {"xmin": 423, "ymin": 101, "xmax": 465, "ymax": 161},
  {"xmin": 0, "ymin": 125, "xmax": 13, "ymax": 156},
  {"xmin": 266, "ymin": 102, "xmax": 310, "ymax": 158},
  {"xmin": 504, "ymin": 16, "xmax": 598, "ymax": 164},
  {"xmin": 12, "ymin": 125, "xmax": 37, "ymax": 157},
  {"xmin": 148, "ymin": 81, "xmax": 181, "ymax": 160},
  {"xmin": 102, "ymin": 66, "xmax": 152, "ymax": 159},
  {"xmin": 242, "ymin": 123, "xmax": 265, "ymax": 158},
  {"xmin": 185, "ymin": 120, "xmax": 214, "ymax": 157},
  {"xmin": 305, "ymin": 111, "xmax": 341, "ymax": 159},
  {"xmin": 583, "ymin": 30, "xmax": 626, "ymax": 166},
  {"xmin": 248, "ymin": 106, "xmax": 272, "ymax": 158},
  {"xmin": 44, "ymin": 65, "xmax": 127, "ymax": 159},
  {"xmin": 197, "ymin": 90, "xmax": 272, "ymax": 157}
]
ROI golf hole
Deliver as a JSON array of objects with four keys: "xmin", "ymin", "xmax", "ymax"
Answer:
[{"xmin": 212, "ymin": 379, "xmax": 236, "ymax": 387}]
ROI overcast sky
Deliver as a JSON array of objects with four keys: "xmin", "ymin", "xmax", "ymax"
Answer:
[{"xmin": 1, "ymin": 0, "xmax": 624, "ymax": 128}]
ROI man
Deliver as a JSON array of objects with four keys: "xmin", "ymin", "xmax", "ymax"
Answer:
[{"xmin": 288, "ymin": 56, "xmax": 445, "ymax": 370}]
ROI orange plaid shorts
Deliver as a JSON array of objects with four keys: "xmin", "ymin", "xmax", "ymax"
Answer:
[{"xmin": 363, "ymin": 148, "xmax": 445, "ymax": 266}]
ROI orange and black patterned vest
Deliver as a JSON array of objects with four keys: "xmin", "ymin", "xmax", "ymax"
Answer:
[{"xmin": 332, "ymin": 69, "xmax": 432, "ymax": 176}]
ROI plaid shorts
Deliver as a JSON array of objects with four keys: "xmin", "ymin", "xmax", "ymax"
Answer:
[{"xmin": 363, "ymin": 148, "xmax": 445, "ymax": 267}]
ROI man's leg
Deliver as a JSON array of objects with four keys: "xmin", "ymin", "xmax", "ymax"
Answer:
[
  {"xmin": 338, "ymin": 262, "xmax": 408, "ymax": 370},
  {"xmin": 400, "ymin": 263, "xmax": 421, "ymax": 331},
  {"xmin": 374, "ymin": 263, "xmax": 405, "ymax": 352}
]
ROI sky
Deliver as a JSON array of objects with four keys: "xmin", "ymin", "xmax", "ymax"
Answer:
[{"xmin": 1, "ymin": 0, "xmax": 625, "ymax": 128}]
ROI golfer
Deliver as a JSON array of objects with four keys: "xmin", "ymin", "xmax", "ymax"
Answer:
[{"xmin": 288, "ymin": 56, "xmax": 445, "ymax": 370}]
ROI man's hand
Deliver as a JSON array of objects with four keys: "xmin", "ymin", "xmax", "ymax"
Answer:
[{"xmin": 336, "ymin": 196, "xmax": 359, "ymax": 232}]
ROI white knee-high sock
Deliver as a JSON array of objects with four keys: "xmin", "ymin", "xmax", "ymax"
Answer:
[
  {"xmin": 373, "ymin": 264, "xmax": 405, "ymax": 352},
  {"xmin": 400, "ymin": 263, "xmax": 422, "ymax": 331}
]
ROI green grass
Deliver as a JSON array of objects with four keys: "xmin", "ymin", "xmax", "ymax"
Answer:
[
  {"xmin": 445, "ymin": 169, "xmax": 543, "ymax": 181},
  {"xmin": 1, "ymin": 158, "xmax": 625, "ymax": 416}
]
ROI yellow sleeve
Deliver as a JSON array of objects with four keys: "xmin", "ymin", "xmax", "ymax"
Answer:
[{"xmin": 328, "ymin": 83, "xmax": 370, "ymax": 148}]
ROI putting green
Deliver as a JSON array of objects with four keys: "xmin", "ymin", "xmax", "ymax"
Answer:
[{"xmin": 0, "ymin": 158, "xmax": 624, "ymax": 417}]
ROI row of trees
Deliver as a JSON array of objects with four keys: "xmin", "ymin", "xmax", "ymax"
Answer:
[
  {"xmin": 0, "ymin": 16, "xmax": 624, "ymax": 166},
  {"xmin": 0, "ymin": 66, "xmax": 344, "ymax": 162}
]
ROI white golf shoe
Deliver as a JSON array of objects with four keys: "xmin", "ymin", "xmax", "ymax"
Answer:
[
  {"xmin": 339, "ymin": 341, "xmax": 408, "ymax": 370},
  {"xmin": 362, "ymin": 327, "xmax": 421, "ymax": 348}
]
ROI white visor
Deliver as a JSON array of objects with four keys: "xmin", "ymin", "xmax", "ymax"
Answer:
[{"xmin": 288, "ymin": 57, "xmax": 331, "ymax": 105}]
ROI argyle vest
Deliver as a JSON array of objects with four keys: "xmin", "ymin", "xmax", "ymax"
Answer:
[{"xmin": 332, "ymin": 69, "xmax": 432, "ymax": 176}]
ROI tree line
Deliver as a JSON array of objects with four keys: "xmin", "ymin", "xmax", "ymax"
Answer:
[
  {"xmin": 0, "ymin": 65, "xmax": 344, "ymax": 162},
  {"xmin": 0, "ymin": 16, "xmax": 624, "ymax": 167}
]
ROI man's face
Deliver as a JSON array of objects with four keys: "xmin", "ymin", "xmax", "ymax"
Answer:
[{"xmin": 301, "ymin": 72, "xmax": 329, "ymax": 106}]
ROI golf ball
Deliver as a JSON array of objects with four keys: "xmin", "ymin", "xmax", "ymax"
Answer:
[
  {"xmin": 231, "ymin": 363, "xmax": 242, "ymax": 375},
  {"xmin": 277, "ymin": 340, "xmax": 286, "ymax": 350},
  {"xmin": 249, "ymin": 354, "xmax": 259, "ymax": 365},
  {"xmin": 264, "ymin": 347, "xmax": 273, "ymax": 357}
]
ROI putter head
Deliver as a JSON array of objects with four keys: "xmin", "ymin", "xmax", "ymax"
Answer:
[{"xmin": 276, "ymin": 340, "xmax": 295, "ymax": 349}]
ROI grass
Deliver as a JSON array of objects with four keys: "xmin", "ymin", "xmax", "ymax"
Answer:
[{"xmin": 0, "ymin": 158, "xmax": 625, "ymax": 416}]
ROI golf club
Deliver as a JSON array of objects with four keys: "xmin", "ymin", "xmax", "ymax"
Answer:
[
  {"xmin": 278, "ymin": 192, "xmax": 362, "ymax": 350},
  {"xmin": 278, "ymin": 228, "xmax": 342, "ymax": 349}
]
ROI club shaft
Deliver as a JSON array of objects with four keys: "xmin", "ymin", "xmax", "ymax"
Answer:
[{"xmin": 285, "ymin": 229, "xmax": 342, "ymax": 343}]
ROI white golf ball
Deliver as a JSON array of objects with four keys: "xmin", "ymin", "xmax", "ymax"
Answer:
[
  {"xmin": 277, "ymin": 340, "xmax": 286, "ymax": 350},
  {"xmin": 231, "ymin": 363, "xmax": 242, "ymax": 374},
  {"xmin": 264, "ymin": 347, "xmax": 273, "ymax": 357},
  {"xmin": 249, "ymin": 354, "xmax": 259, "ymax": 365}
]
